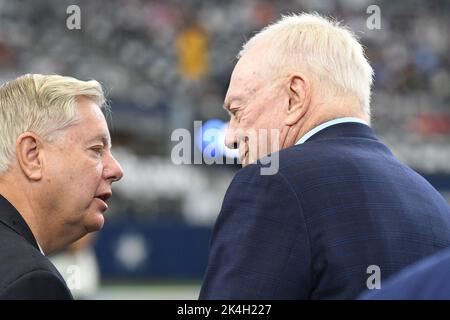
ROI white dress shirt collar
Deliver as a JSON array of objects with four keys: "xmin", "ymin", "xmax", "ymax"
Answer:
[
  {"xmin": 37, "ymin": 241, "xmax": 45, "ymax": 256},
  {"xmin": 295, "ymin": 117, "xmax": 368, "ymax": 145}
]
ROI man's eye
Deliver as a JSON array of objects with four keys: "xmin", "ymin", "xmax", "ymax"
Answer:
[{"xmin": 90, "ymin": 147, "xmax": 104, "ymax": 156}]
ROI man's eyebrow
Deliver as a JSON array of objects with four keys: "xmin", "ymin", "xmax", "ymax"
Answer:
[{"xmin": 88, "ymin": 134, "xmax": 112, "ymax": 148}]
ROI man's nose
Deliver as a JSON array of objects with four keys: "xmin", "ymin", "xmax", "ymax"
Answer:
[{"xmin": 104, "ymin": 152, "xmax": 124, "ymax": 182}]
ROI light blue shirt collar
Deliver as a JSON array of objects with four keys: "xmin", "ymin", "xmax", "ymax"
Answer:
[{"xmin": 295, "ymin": 117, "xmax": 368, "ymax": 145}]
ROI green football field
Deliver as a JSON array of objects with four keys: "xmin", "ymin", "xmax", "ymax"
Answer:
[{"xmin": 93, "ymin": 281, "xmax": 201, "ymax": 300}]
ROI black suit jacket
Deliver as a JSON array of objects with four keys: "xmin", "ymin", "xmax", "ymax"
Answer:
[{"xmin": 0, "ymin": 195, "xmax": 73, "ymax": 299}]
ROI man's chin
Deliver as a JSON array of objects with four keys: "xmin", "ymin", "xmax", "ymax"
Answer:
[{"xmin": 85, "ymin": 212, "xmax": 105, "ymax": 233}]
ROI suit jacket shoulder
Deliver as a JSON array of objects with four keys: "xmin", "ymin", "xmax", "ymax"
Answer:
[
  {"xmin": 0, "ymin": 196, "xmax": 72, "ymax": 300},
  {"xmin": 0, "ymin": 222, "xmax": 72, "ymax": 300}
]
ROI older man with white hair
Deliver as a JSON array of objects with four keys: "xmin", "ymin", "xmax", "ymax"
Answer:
[
  {"xmin": 0, "ymin": 74, "xmax": 123, "ymax": 299},
  {"xmin": 200, "ymin": 13, "xmax": 450, "ymax": 299}
]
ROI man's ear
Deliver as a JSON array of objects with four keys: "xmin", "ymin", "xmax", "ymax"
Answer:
[
  {"xmin": 15, "ymin": 132, "xmax": 43, "ymax": 181},
  {"xmin": 285, "ymin": 73, "xmax": 311, "ymax": 126}
]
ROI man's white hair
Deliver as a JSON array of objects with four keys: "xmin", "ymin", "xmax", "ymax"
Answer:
[
  {"xmin": 0, "ymin": 74, "xmax": 106, "ymax": 174},
  {"xmin": 239, "ymin": 13, "xmax": 374, "ymax": 116}
]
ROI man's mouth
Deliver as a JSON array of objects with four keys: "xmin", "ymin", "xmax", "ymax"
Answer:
[
  {"xmin": 94, "ymin": 192, "xmax": 112, "ymax": 210},
  {"xmin": 95, "ymin": 193, "xmax": 111, "ymax": 202}
]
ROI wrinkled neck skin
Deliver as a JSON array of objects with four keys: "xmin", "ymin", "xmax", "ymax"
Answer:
[{"xmin": 282, "ymin": 94, "xmax": 369, "ymax": 150}]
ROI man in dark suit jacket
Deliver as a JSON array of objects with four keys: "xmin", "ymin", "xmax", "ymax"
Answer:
[
  {"xmin": 359, "ymin": 247, "xmax": 450, "ymax": 300},
  {"xmin": 199, "ymin": 13, "xmax": 450, "ymax": 299},
  {"xmin": 0, "ymin": 74, "xmax": 123, "ymax": 299},
  {"xmin": 0, "ymin": 196, "xmax": 72, "ymax": 299}
]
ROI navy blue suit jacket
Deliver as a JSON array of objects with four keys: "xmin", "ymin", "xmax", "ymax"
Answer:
[
  {"xmin": 359, "ymin": 247, "xmax": 450, "ymax": 300},
  {"xmin": 0, "ymin": 195, "xmax": 73, "ymax": 299},
  {"xmin": 199, "ymin": 122, "xmax": 450, "ymax": 299}
]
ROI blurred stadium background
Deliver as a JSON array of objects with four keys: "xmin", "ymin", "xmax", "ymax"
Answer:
[{"xmin": 1, "ymin": 0, "xmax": 449, "ymax": 299}]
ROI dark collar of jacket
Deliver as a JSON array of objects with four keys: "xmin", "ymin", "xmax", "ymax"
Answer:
[{"xmin": 0, "ymin": 194, "xmax": 40, "ymax": 251}]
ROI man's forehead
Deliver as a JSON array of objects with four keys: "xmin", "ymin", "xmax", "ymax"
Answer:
[
  {"xmin": 67, "ymin": 103, "xmax": 112, "ymax": 147},
  {"xmin": 224, "ymin": 47, "xmax": 267, "ymax": 105},
  {"xmin": 231, "ymin": 53, "xmax": 266, "ymax": 86},
  {"xmin": 226, "ymin": 71, "xmax": 261, "ymax": 103},
  {"xmin": 232, "ymin": 57, "xmax": 259, "ymax": 79}
]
